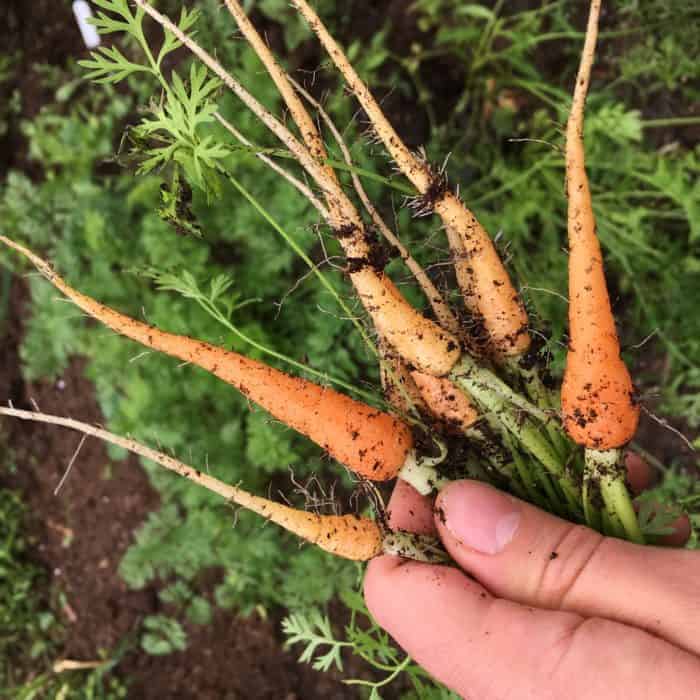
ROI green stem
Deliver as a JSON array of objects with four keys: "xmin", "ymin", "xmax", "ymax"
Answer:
[
  {"xmin": 511, "ymin": 361, "xmax": 570, "ymax": 459},
  {"xmin": 220, "ymin": 168, "xmax": 378, "ymax": 358},
  {"xmin": 452, "ymin": 355, "xmax": 549, "ymax": 423},
  {"xmin": 585, "ymin": 448, "xmax": 644, "ymax": 544},
  {"xmin": 582, "ymin": 473, "xmax": 602, "ymax": 531},
  {"xmin": 467, "ymin": 159, "xmax": 550, "ymax": 206},
  {"xmin": 345, "ymin": 655, "xmax": 411, "ymax": 688},
  {"xmin": 463, "ymin": 451, "xmax": 501, "ymax": 486},
  {"xmin": 503, "ymin": 433, "xmax": 547, "ymax": 509},
  {"xmin": 641, "ymin": 116, "xmax": 700, "ymax": 129},
  {"xmin": 450, "ymin": 358, "xmax": 580, "ymax": 509},
  {"xmin": 224, "ymin": 143, "xmax": 414, "ymax": 195},
  {"xmin": 600, "ymin": 506, "xmax": 621, "ymax": 538}
]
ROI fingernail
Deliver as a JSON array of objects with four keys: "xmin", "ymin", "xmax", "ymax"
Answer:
[{"xmin": 437, "ymin": 481, "xmax": 521, "ymax": 554}]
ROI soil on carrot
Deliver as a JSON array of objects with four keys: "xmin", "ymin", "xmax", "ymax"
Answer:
[
  {"xmin": 1, "ymin": 278, "xmax": 366, "ymax": 699},
  {"xmin": 0, "ymin": 4, "xmax": 378, "ymax": 696},
  {"xmin": 1, "ymin": 2, "xmax": 696, "ymax": 697}
]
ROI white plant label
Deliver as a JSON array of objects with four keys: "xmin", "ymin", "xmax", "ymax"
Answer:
[{"xmin": 72, "ymin": 1, "xmax": 101, "ymax": 50}]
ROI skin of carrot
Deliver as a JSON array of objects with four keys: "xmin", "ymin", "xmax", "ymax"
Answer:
[
  {"xmin": 411, "ymin": 371, "xmax": 479, "ymax": 434},
  {"xmin": 433, "ymin": 192, "xmax": 531, "ymax": 359},
  {"xmin": 352, "ymin": 268, "xmax": 461, "ymax": 377},
  {"xmin": 560, "ymin": 1, "xmax": 639, "ymax": 450},
  {"xmin": 0, "ymin": 405, "xmax": 383, "ymax": 560},
  {"xmin": 1, "ymin": 237, "xmax": 413, "ymax": 480},
  {"xmin": 290, "ymin": 0, "xmax": 529, "ymax": 360},
  {"xmin": 253, "ymin": 500, "xmax": 384, "ymax": 560}
]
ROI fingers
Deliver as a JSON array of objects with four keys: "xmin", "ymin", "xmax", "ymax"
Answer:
[
  {"xmin": 387, "ymin": 478, "xmax": 435, "ymax": 535},
  {"xmin": 433, "ymin": 480, "xmax": 700, "ymax": 656},
  {"xmin": 625, "ymin": 451, "xmax": 653, "ymax": 494},
  {"xmin": 624, "ymin": 453, "xmax": 691, "ymax": 546},
  {"xmin": 365, "ymin": 556, "xmax": 700, "ymax": 699}
]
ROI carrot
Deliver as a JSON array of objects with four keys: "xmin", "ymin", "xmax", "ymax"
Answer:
[
  {"xmin": 1, "ymin": 407, "xmax": 451, "ymax": 562},
  {"xmin": 432, "ymin": 193, "xmax": 531, "ymax": 358},
  {"xmin": 559, "ymin": 0, "xmax": 639, "ymax": 451},
  {"xmin": 0, "ymin": 406, "xmax": 383, "ymax": 561},
  {"xmin": 291, "ymin": 0, "xmax": 530, "ymax": 360},
  {"xmin": 354, "ymin": 269, "xmax": 460, "ymax": 377},
  {"xmin": 411, "ymin": 371, "xmax": 479, "ymax": 434},
  {"xmin": 135, "ymin": 0, "xmax": 461, "ymax": 378},
  {"xmin": 1, "ymin": 236, "xmax": 413, "ymax": 481}
]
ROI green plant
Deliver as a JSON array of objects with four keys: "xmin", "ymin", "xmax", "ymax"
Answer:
[
  {"xmin": 283, "ymin": 590, "xmax": 460, "ymax": 699},
  {"xmin": 9, "ymin": 661, "xmax": 128, "ymax": 700},
  {"xmin": 0, "ymin": 488, "xmax": 55, "ymax": 687},
  {"xmin": 0, "ymin": 484, "xmax": 128, "ymax": 699},
  {"xmin": 1, "ymin": 0, "xmax": 698, "ymax": 697}
]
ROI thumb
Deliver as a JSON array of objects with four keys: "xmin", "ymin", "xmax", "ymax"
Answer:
[{"xmin": 434, "ymin": 480, "xmax": 700, "ymax": 655}]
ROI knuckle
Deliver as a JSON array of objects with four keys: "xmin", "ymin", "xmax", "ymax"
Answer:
[{"xmin": 531, "ymin": 524, "xmax": 606, "ymax": 610}]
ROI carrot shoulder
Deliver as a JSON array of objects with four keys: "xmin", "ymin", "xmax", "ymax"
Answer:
[
  {"xmin": 560, "ymin": 0, "xmax": 639, "ymax": 449},
  {"xmin": 1, "ymin": 237, "xmax": 413, "ymax": 480}
]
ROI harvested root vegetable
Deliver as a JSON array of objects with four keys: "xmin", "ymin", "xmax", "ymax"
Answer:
[
  {"xmin": 0, "ymin": 407, "xmax": 383, "ymax": 560},
  {"xmin": 560, "ymin": 0, "xmax": 639, "ymax": 452},
  {"xmin": 135, "ymin": 0, "xmax": 460, "ymax": 379},
  {"xmin": 558, "ymin": 0, "xmax": 643, "ymax": 543},
  {"xmin": 291, "ymin": 0, "xmax": 530, "ymax": 360},
  {"xmin": 0, "ymin": 407, "xmax": 449, "ymax": 563},
  {"xmin": 0, "ymin": 236, "xmax": 414, "ymax": 482}
]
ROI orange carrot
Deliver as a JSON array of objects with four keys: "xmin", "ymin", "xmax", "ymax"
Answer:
[
  {"xmin": 560, "ymin": 0, "xmax": 639, "ymax": 449},
  {"xmin": 291, "ymin": 0, "xmax": 530, "ymax": 360},
  {"xmin": 411, "ymin": 371, "xmax": 480, "ymax": 434},
  {"xmin": 134, "ymin": 1, "xmax": 461, "ymax": 378},
  {"xmin": 432, "ymin": 192, "xmax": 531, "ymax": 358},
  {"xmin": 352, "ymin": 268, "xmax": 461, "ymax": 377},
  {"xmin": 1, "ymin": 237, "xmax": 413, "ymax": 480},
  {"xmin": 0, "ymin": 406, "xmax": 383, "ymax": 560}
]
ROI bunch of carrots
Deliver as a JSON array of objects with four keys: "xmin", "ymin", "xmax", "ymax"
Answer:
[{"xmin": 2, "ymin": 0, "xmax": 655, "ymax": 564}]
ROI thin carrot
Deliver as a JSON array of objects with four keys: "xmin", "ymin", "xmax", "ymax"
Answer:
[
  {"xmin": 135, "ymin": 1, "xmax": 461, "ymax": 377},
  {"xmin": 0, "ymin": 406, "xmax": 383, "ymax": 561},
  {"xmin": 560, "ymin": 0, "xmax": 639, "ymax": 450},
  {"xmin": 291, "ymin": 0, "xmax": 530, "ymax": 359},
  {"xmin": 289, "ymin": 75, "xmax": 462, "ymax": 338},
  {"xmin": 1, "ymin": 236, "xmax": 413, "ymax": 481},
  {"xmin": 411, "ymin": 371, "xmax": 480, "ymax": 434}
]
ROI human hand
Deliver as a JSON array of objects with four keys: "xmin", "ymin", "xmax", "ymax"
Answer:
[{"xmin": 365, "ymin": 457, "xmax": 700, "ymax": 699}]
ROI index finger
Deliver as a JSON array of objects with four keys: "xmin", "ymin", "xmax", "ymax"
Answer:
[{"xmin": 387, "ymin": 478, "xmax": 436, "ymax": 535}]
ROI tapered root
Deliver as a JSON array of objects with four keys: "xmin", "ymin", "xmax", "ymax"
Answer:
[
  {"xmin": 0, "ymin": 236, "xmax": 414, "ymax": 480},
  {"xmin": 0, "ymin": 406, "xmax": 383, "ymax": 560},
  {"xmin": 561, "ymin": 0, "xmax": 639, "ymax": 449},
  {"xmin": 291, "ymin": 0, "xmax": 530, "ymax": 359}
]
